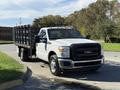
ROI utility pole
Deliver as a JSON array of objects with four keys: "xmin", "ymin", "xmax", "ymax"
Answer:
[{"xmin": 19, "ymin": 17, "xmax": 22, "ymax": 25}]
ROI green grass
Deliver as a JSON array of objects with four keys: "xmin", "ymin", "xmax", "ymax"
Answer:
[
  {"xmin": 0, "ymin": 41, "xmax": 13, "ymax": 44},
  {"xmin": 102, "ymin": 43, "xmax": 120, "ymax": 52},
  {"xmin": 0, "ymin": 52, "xmax": 24, "ymax": 84}
]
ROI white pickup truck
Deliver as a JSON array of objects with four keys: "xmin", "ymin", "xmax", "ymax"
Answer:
[{"xmin": 14, "ymin": 25, "xmax": 104, "ymax": 75}]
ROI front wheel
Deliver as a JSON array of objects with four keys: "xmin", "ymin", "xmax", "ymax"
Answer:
[{"xmin": 49, "ymin": 55, "xmax": 61, "ymax": 76}]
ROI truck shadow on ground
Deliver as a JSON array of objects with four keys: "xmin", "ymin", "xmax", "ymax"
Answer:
[
  {"xmin": 24, "ymin": 59, "xmax": 120, "ymax": 83},
  {"xmin": 60, "ymin": 61, "xmax": 120, "ymax": 82}
]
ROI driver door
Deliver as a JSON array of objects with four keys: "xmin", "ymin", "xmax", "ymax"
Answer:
[{"xmin": 36, "ymin": 30, "xmax": 47, "ymax": 61}]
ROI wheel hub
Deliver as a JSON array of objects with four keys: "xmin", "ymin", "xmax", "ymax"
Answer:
[{"xmin": 50, "ymin": 59, "xmax": 56, "ymax": 73}]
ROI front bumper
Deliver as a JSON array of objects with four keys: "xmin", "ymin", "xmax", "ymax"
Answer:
[{"xmin": 58, "ymin": 58, "xmax": 104, "ymax": 69}]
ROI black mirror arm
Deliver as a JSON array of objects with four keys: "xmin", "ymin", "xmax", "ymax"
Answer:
[{"xmin": 35, "ymin": 35, "xmax": 40, "ymax": 43}]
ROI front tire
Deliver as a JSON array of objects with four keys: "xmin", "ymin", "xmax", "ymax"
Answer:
[{"xmin": 49, "ymin": 55, "xmax": 61, "ymax": 76}]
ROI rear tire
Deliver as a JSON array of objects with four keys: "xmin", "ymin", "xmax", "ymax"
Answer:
[
  {"xmin": 20, "ymin": 48, "xmax": 29, "ymax": 61},
  {"xmin": 17, "ymin": 47, "xmax": 21, "ymax": 57},
  {"xmin": 49, "ymin": 55, "xmax": 61, "ymax": 76}
]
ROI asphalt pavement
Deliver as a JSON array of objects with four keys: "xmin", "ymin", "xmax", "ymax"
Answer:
[
  {"xmin": 0, "ymin": 44, "xmax": 120, "ymax": 90},
  {"xmin": 7, "ymin": 73, "xmax": 86, "ymax": 90},
  {"xmin": 0, "ymin": 44, "xmax": 86, "ymax": 90}
]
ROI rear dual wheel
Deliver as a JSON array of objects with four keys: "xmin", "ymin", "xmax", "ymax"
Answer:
[{"xmin": 20, "ymin": 48, "xmax": 29, "ymax": 61}]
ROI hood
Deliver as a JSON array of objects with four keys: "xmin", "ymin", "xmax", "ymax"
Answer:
[{"xmin": 50, "ymin": 38, "xmax": 98, "ymax": 46}]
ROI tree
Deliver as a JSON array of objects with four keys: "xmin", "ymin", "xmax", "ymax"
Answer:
[
  {"xmin": 32, "ymin": 0, "xmax": 120, "ymax": 41},
  {"xmin": 32, "ymin": 15, "xmax": 65, "ymax": 28}
]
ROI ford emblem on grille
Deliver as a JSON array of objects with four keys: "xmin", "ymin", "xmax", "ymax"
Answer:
[{"xmin": 84, "ymin": 51, "xmax": 92, "ymax": 54}]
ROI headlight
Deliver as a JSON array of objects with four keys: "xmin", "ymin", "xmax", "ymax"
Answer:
[
  {"xmin": 58, "ymin": 46, "xmax": 70, "ymax": 58},
  {"xmin": 58, "ymin": 46, "xmax": 69, "ymax": 52}
]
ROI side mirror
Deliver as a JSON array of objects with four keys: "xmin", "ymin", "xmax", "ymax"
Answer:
[
  {"xmin": 35, "ymin": 35, "xmax": 40, "ymax": 43},
  {"xmin": 40, "ymin": 38, "xmax": 47, "ymax": 43}
]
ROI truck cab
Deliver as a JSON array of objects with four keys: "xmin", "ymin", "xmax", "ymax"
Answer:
[{"xmin": 35, "ymin": 27, "xmax": 104, "ymax": 75}]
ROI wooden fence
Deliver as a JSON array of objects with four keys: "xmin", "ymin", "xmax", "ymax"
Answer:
[{"xmin": 0, "ymin": 26, "xmax": 13, "ymax": 41}]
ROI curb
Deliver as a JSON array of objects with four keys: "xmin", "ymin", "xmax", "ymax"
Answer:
[
  {"xmin": 0, "ymin": 80, "xmax": 23, "ymax": 90},
  {"xmin": 37, "ymin": 74, "xmax": 101, "ymax": 90},
  {"xmin": 0, "ymin": 65, "xmax": 31, "ymax": 90},
  {"xmin": 51, "ymin": 77, "xmax": 101, "ymax": 90}
]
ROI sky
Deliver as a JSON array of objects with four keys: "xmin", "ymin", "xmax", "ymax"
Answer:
[{"xmin": 0, "ymin": 0, "xmax": 116, "ymax": 26}]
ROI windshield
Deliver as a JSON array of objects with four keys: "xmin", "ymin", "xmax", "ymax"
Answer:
[{"xmin": 48, "ymin": 29, "xmax": 82, "ymax": 40}]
